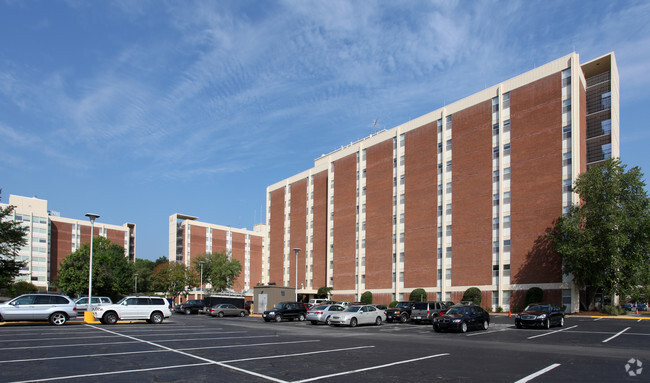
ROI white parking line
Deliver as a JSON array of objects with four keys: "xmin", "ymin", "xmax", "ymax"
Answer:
[
  {"xmin": 221, "ymin": 345, "xmax": 375, "ymax": 363},
  {"xmin": 527, "ymin": 325, "xmax": 577, "ymax": 339},
  {"xmin": 514, "ymin": 363, "xmax": 561, "ymax": 383},
  {"xmin": 292, "ymin": 353, "xmax": 450, "ymax": 383},
  {"xmin": 593, "ymin": 318, "xmax": 603, "ymax": 321},
  {"xmin": 0, "ymin": 331, "xmax": 240, "ymax": 343},
  {"xmin": 466, "ymin": 328, "xmax": 510, "ymax": 337},
  {"xmin": 602, "ymin": 327, "xmax": 630, "ymax": 343}
]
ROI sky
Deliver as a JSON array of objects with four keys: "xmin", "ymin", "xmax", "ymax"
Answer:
[{"xmin": 1, "ymin": 0, "xmax": 650, "ymax": 261}]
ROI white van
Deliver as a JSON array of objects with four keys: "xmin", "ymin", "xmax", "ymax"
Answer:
[{"xmin": 309, "ymin": 298, "xmax": 327, "ymax": 305}]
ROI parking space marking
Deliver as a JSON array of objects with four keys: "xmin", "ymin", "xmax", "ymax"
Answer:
[
  {"xmin": 594, "ymin": 318, "xmax": 603, "ymax": 321},
  {"xmin": 514, "ymin": 363, "xmax": 561, "ymax": 383},
  {"xmin": 0, "ymin": 330, "xmax": 243, "ymax": 343},
  {"xmin": 0, "ymin": 338, "xmax": 315, "ymax": 365},
  {"xmin": 221, "ymin": 345, "xmax": 375, "ymax": 363},
  {"xmin": 602, "ymin": 327, "xmax": 630, "ymax": 343},
  {"xmin": 292, "ymin": 353, "xmax": 450, "ymax": 383},
  {"xmin": 466, "ymin": 328, "xmax": 510, "ymax": 337},
  {"xmin": 527, "ymin": 325, "xmax": 577, "ymax": 339}
]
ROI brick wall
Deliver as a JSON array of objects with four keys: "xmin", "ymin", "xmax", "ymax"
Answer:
[
  {"xmin": 49, "ymin": 221, "xmax": 72, "ymax": 284},
  {"xmin": 231, "ymin": 232, "xmax": 246, "ymax": 291},
  {"xmin": 312, "ymin": 171, "xmax": 329, "ymax": 289},
  {"xmin": 249, "ymin": 235, "xmax": 263, "ymax": 286},
  {"xmin": 269, "ymin": 188, "xmax": 285, "ymax": 284},
  {"xmin": 333, "ymin": 153, "xmax": 357, "ymax": 290},
  {"xmin": 289, "ymin": 178, "xmax": 307, "ymax": 289}
]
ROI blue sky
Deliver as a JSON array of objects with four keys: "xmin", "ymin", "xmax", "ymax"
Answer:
[{"xmin": 1, "ymin": 1, "xmax": 649, "ymax": 261}]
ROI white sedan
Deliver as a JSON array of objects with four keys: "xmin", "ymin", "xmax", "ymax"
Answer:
[{"xmin": 329, "ymin": 305, "xmax": 386, "ymax": 327}]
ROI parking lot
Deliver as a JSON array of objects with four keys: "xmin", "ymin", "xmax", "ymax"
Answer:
[{"xmin": 0, "ymin": 314, "xmax": 648, "ymax": 382}]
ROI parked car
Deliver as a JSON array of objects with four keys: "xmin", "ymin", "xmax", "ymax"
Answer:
[
  {"xmin": 385, "ymin": 301, "xmax": 415, "ymax": 323},
  {"xmin": 245, "ymin": 300, "xmax": 254, "ymax": 313},
  {"xmin": 308, "ymin": 298, "xmax": 327, "ymax": 306},
  {"xmin": 0, "ymin": 293, "xmax": 77, "ymax": 326},
  {"xmin": 433, "ymin": 304, "xmax": 490, "ymax": 333},
  {"xmin": 624, "ymin": 302, "xmax": 635, "ymax": 311},
  {"xmin": 174, "ymin": 299, "xmax": 205, "ymax": 315},
  {"xmin": 411, "ymin": 301, "xmax": 449, "ymax": 324},
  {"xmin": 306, "ymin": 304, "xmax": 346, "ymax": 325},
  {"xmin": 636, "ymin": 303, "xmax": 648, "ymax": 312},
  {"xmin": 208, "ymin": 303, "xmax": 247, "ymax": 317},
  {"xmin": 329, "ymin": 305, "xmax": 386, "ymax": 327},
  {"xmin": 74, "ymin": 296, "xmax": 112, "ymax": 311},
  {"xmin": 93, "ymin": 296, "xmax": 172, "ymax": 324},
  {"xmin": 515, "ymin": 303, "xmax": 565, "ymax": 329},
  {"xmin": 262, "ymin": 302, "xmax": 307, "ymax": 322}
]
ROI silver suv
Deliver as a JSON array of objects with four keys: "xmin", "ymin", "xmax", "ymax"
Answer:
[
  {"xmin": 93, "ymin": 296, "xmax": 172, "ymax": 324},
  {"xmin": 0, "ymin": 293, "xmax": 78, "ymax": 326}
]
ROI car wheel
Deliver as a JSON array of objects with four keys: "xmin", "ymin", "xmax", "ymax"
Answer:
[
  {"xmin": 104, "ymin": 312, "xmax": 118, "ymax": 325},
  {"xmin": 375, "ymin": 317, "xmax": 382, "ymax": 326},
  {"xmin": 298, "ymin": 314, "xmax": 305, "ymax": 321},
  {"xmin": 325, "ymin": 316, "xmax": 332, "ymax": 326},
  {"xmin": 350, "ymin": 318, "xmax": 358, "ymax": 328},
  {"xmin": 274, "ymin": 314, "xmax": 282, "ymax": 322},
  {"xmin": 184, "ymin": 308, "xmax": 191, "ymax": 315},
  {"xmin": 150, "ymin": 311, "xmax": 164, "ymax": 324},
  {"xmin": 239, "ymin": 311, "xmax": 245, "ymax": 317},
  {"xmin": 460, "ymin": 321, "xmax": 468, "ymax": 333},
  {"xmin": 49, "ymin": 312, "xmax": 67, "ymax": 326},
  {"xmin": 482, "ymin": 320, "xmax": 489, "ymax": 330},
  {"xmin": 399, "ymin": 314, "xmax": 408, "ymax": 323},
  {"xmin": 544, "ymin": 319, "xmax": 550, "ymax": 329},
  {"xmin": 516, "ymin": 322, "xmax": 522, "ymax": 329},
  {"xmin": 559, "ymin": 316, "xmax": 565, "ymax": 327},
  {"xmin": 217, "ymin": 312, "xmax": 224, "ymax": 318},
  {"xmin": 433, "ymin": 324, "xmax": 441, "ymax": 333}
]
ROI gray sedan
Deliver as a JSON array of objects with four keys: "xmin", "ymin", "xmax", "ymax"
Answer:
[
  {"xmin": 0, "ymin": 293, "xmax": 77, "ymax": 325},
  {"xmin": 330, "ymin": 305, "xmax": 386, "ymax": 327},
  {"xmin": 306, "ymin": 304, "xmax": 346, "ymax": 325},
  {"xmin": 208, "ymin": 304, "xmax": 247, "ymax": 317}
]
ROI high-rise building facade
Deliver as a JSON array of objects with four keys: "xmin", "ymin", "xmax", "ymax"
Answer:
[
  {"xmin": 264, "ymin": 52, "xmax": 619, "ymax": 312},
  {"xmin": 168, "ymin": 213, "xmax": 266, "ymax": 292},
  {"xmin": 1, "ymin": 195, "xmax": 136, "ymax": 290}
]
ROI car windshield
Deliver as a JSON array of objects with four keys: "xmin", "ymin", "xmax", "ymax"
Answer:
[
  {"xmin": 414, "ymin": 302, "xmax": 428, "ymax": 309},
  {"xmin": 395, "ymin": 302, "xmax": 411, "ymax": 308},
  {"xmin": 116, "ymin": 297, "xmax": 127, "ymax": 305},
  {"xmin": 344, "ymin": 306, "xmax": 361, "ymax": 312},
  {"xmin": 273, "ymin": 303, "xmax": 286, "ymax": 309},
  {"xmin": 524, "ymin": 304, "xmax": 550, "ymax": 312},
  {"xmin": 446, "ymin": 307, "xmax": 470, "ymax": 316}
]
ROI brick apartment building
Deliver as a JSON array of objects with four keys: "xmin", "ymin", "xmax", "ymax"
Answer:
[
  {"xmin": 263, "ymin": 52, "xmax": 619, "ymax": 312},
  {"xmin": 168, "ymin": 213, "xmax": 266, "ymax": 294},
  {"xmin": 1, "ymin": 195, "xmax": 136, "ymax": 290}
]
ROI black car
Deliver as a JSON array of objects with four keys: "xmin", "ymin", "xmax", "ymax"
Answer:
[
  {"xmin": 515, "ymin": 303, "xmax": 565, "ymax": 329},
  {"xmin": 175, "ymin": 299, "xmax": 204, "ymax": 315},
  {"xmin": 262, "ymin": 302, "xmax": 307, "ymax": 322},
  {"xmin": 433, "ymin": 304, "xmax": 490, "ymax": 333},
  {"xmin": 385, "ymin": 301, "xmax": 415, "ymax": 323}
]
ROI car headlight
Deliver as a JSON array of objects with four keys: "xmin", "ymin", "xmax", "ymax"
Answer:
[
  {"xmin": 268, "ymin": 312, "xmax": 275, "ymax": 316},
  {"xmin": 537, "ymin": 314, "xmax": 547, "ymax": 319},
  {"xmin": 394, "ymin": 311, "xmax": 401, "ymax": 314},
  {"xmin": 515, "ymin": 314, "xmax": 521, "ymax": 319},
  {"xmin": 453, "ymin": 319, "xmax": 462, "ymax": 323}
]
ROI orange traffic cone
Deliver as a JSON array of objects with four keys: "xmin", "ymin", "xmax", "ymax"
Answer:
[
  {"xmin": 508, "ymin": 309, "xmax": 512, "ymax": 318},
  {"xmin": 636, "ymin": 308, "xmax": 639, "ymax": 315}
]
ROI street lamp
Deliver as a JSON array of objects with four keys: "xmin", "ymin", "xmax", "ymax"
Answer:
[
  {"xmin": 85, "ymin": 213, "xmax": 100, "ymax": 322},
  {"xmin": 199, "ymin": 261, "xmax": 205, "ymax": 299},
  {"xmin": 293, "ymin": 248, "xmax": 301, "ymax": 301},
  {"xmin": 134, "ymin": 273, "xmax": 139, "ymax": 294}
]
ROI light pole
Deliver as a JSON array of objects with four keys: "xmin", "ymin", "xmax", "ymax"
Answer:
[
  {"xmin": 134, "ymin": 273, "xmax": 139, "ymax": 294},
  {"xmin": 293, "ymin": 248, "xmax": 301, "ymax": 301},
  {"xmin": 199, "ymin": 261, "xmax": 205, "ymax": 299},
  {"xmin": 85, "ymin": 213, "xmax": 99, "ymax": 322}
]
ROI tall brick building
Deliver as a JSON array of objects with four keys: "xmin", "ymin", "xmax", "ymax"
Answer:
[
  {"xmin": 1, "ymin": 195, "xmax": 136, "ymax": 290},
  {"xmin": 168, "ymin": 213, "xmax": 266, "ymax": 293},
  {"xmin": 264, "ymin": 52, "xmax": 619, "ymax": 312}
]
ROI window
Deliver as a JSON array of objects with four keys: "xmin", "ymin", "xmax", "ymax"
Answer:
[
  {"xmin": 601, "ymin": 119, "xmax": 611, "ymax": 135},
  {"xmin": 493, "ymin": 170, "xmax": 499, "ymax": 182},
  {"xmin": 563, "ymin": 152, "xmax": 572, "ymax": 166},
  {"xmin": 445, "ymin": 203, "xmax": 452, "ymax": 215},
  {"xmin": 446, "ymin": 161, "xmax": 452, "ymax": 172},
  {"xmin": 438, "ymin": 142, "xmax": 443, "ymax": 153},
  {"xmin": 504, "ymin": 167, "xmax": 511, "ymax": 180},
  {"xmin": 503, "ymin": 119, "xmax": 510, "ymax": 132},
  {"xmin": 503, "ymin": 92, "xmax": 510, "ymax": 109},
  {"xmin": 563, "ymin": 125, "xmax": 571, "ymax": 139},
  {"xmin": 493, "ymin": 217, "xmax": 499, "ymax": 230},
  {"xmin": 493, "ymin": 147, "xmax": 499, "ymax": 159},
  {"xmin": 563, "ymin": 179, "xmax": 572, "ymax": 192},
  {"xmin": 445, "ymin": 182, "xmax": 452, "ymax": 194},
  {"xmin": 601, "ymin": 92, "xmax": 611, "ymax": 110},
  {"xmin": 492, "ymin": 123, "xmax": 499, "ymax": 136},
  {"xmin": 503, "ymin": 215, "xmax": 511, "ymax": 229},
  {"xmin": 493, "ymin": 193, "xmax": 500, "ymax": 206},
  {"xmin": 503, "ymin": 143, "xmax": 511, "ymax": 156},
  {"xmin": 446, "ymin": 139, "xmax": 452, "ymax": 151},
  {"xmin": 562, "ymin": 99, "xmax": 571, "ymax": 114},
  {"xmin": 504, "ymin": 240, "xmax": 511, "ymax": 252},
  {"xmin": 503, "ymin": 191, "xmax": 511, "ymax": 205}
]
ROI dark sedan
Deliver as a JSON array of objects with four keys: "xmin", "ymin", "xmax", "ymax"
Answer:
[
  {"xmin": 515, "ymin": 303, "xmax": 565, "ymax": 329},
  {"xmin": 432, "ymin": 305, "xmax": 490, "ymax": 333}
]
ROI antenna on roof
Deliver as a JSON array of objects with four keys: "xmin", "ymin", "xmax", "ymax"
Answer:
[{"xmin": 373, "ymin": 119, "xmax": 378, "ymax": 134}]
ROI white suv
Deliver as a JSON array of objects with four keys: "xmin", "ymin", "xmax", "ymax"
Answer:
[{"xmin": 93, "ymin": 296, "xmax": 172, "ymax": 324}]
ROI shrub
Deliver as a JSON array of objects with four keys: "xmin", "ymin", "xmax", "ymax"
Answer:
[
  {"xmin": 360, "ymin": 291, "xmax": 373, "ymax": 304},
  {"xmin": 496, "ymin": 306, "xmax": 503, "ymax": 313},
  {"xmin": 409, "ymin": 288, "xmax": 427, "ymax": 302},
  {"xmin": 462, "ymin": 287, "xmax": 482, "ymax": 306},
  {"xmin": 317, "ymin": 286, "xmax": 333, "ymax": 299},
  {"xmin": 526, "ymin": 287, "xmax": 543, "ymax": 305},
  {"xmin": 603, "ymin": 305, "xmax": 626, "ymax": 315},
  {"xmin": 389, "ymin": 300, "xmax": 398, "ymax": 308},
  {"xmin": 9, "ymin": 281, "xmax": 38, "ymax": 297}
]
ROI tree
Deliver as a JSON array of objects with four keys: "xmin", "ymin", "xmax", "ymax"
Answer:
[
  {"xmin": 526, "ymin": 287, "xmax": 543, "ymax": 306},
  {"xmin": 56, "ymin": 236, "xmax": 134, "ymax": 301},
  {"xmin": 409, "ymin": 288, "xmax": 427, "ymax": 302},
  {"xmin": 152, "ymin": 261, "xmax": 197, "ymax": 301},
  {"xmin": 360, "ymin": 291, "xmax": 373, "ymax": 304},
  {"xmin": 9, "ymin": 281, "xmax": 38, "ymax": 297},
  {"xmin": 192, "ymin": 250, "xmax": 242, "ymax": 292},
  {"xmin": 317, "ymin": 286, "xmax": 333, "ymax": 299},
  {"xmin": 0, "ymin": 192, "xmax": 28, "ymax": 290},
  {"xmin": 133, "ymin": 258, "xmax": 156, "ymax": 294},
  {"xmin": 462, "ymin": 287, "xmax": 482, "ymax": 306},
  {"xmin": 547, "ymin": 159, "xmax": 650, "ymax": 310}
]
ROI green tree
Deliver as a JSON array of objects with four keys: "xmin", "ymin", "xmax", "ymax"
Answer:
[
  {"xmin": 192, "ymin": 250, "xmax": 242, "ymax": 292},
  {"xmin": 409, "ymin": 288, "xmax": 427, "ymax": 302},
  {"xmin": 133, "ymin": 258, "xmax": 156, "ymax": 294},
  {"xmin": 317, "ymin": 286, "xmax": 333, "ymax": 299},
  {"xmin": 547, "ymin": 159, "xmax": 650, "ymax": 310},
  {"xmin": 9, "ymin": 281, "xmax": 38, "ymax": 297},
  {"xmin": 153, "ymin": 261, "xmax": 196, "ymax": 301},
  {"xmin": 56, "ymin": 236, "xmax": 134, "ymax": 301},
  {"xmin": 526, "ymin": 287, "xmax": 543, "ymax": 306},
  {"xmin": 0, "ymin": 193, "xmax": 28, "ymax": 290},
  {"xmin": 462, "ymin": 287, "xmax": 482, "ymax": 306},
  {"xmin": 360, "ymin": 291, "xmax": 373, "ymax": 304}
]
